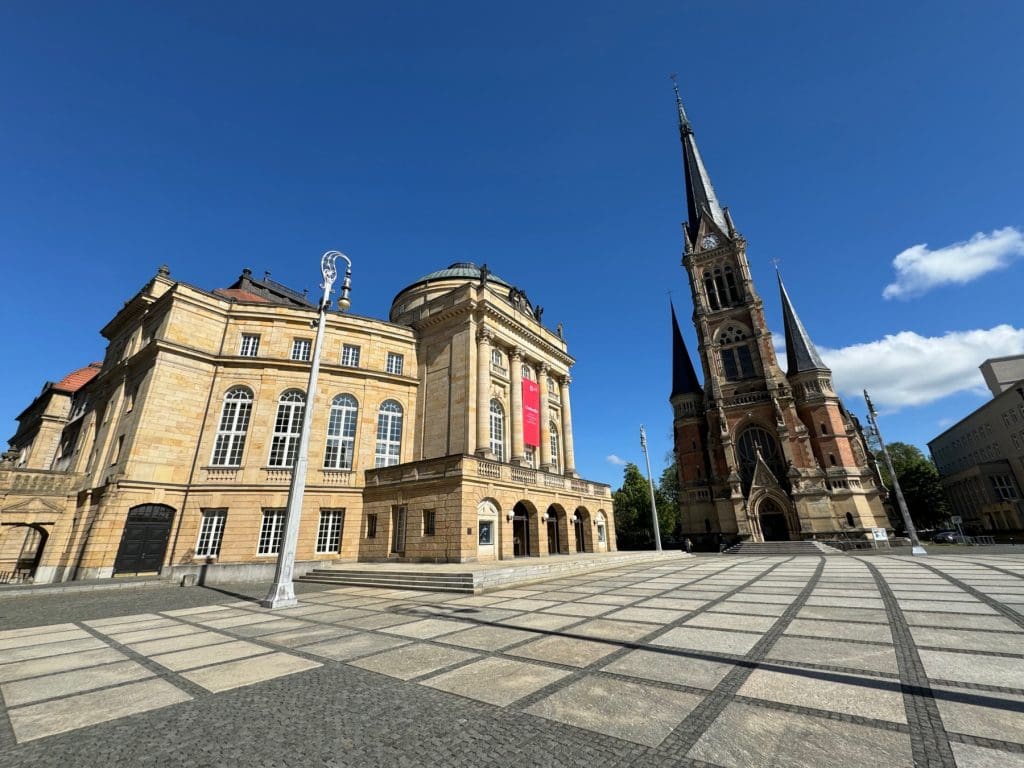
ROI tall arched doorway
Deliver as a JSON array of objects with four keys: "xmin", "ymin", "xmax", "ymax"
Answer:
[
  {"xmin": 573, "ymin": 507, "xmax": 591, "ymax": 553},
  {"xmin": 114, "ymin": 504, "xmax": 176, "ymax": 574},
  {"xmin": 0, "ymin": 524, "xmax": 49, "ymax": 583},
  {"xmin": 758, "ymin": 499, "xmax": 790, "ymax": 542},
  {"xmin": 512, "ymin": 501, "xmax": 536, "ymax": 557},
  {"xmin": 545, "ymin": 505, "xmax": 568, "ymax": 555}
]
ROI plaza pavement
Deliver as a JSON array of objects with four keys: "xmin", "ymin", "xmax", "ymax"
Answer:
[{"xmin": 1, "ymin": 553, "xmax": 1023, "ymax": 767}]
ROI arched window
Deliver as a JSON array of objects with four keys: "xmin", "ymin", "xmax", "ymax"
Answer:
[
  {"xmin": 268, "ymin": 390, "xmax": 305, "ymax": 467},
  {"xmin": 723, "ymin": 266, "xmax": 742, "ymax": 304},
  {"xmin": 714, "ymin": 268, "xmax": 728, "ymax": 307},
  {"xmin": 489, "ymin": 399, "xmax": 505, "ymax": 462},
  {"xmin": 324, "ymin": 394, "xmax": 358, "ymax": 470},
  {"xmin": 736, "ymin": 425, "xmax": 786, "ymax": 494},
  {"xmin": 595, "ymin": 512, "xmax": 607, "ymax": 544},
  {"xmin": 210, "ymin": 387, "xmax": 253, "ymax": 466},
  {"xmin": 549, "ymin": 421, "xmax": 560, "ymax": 473},
  {"xmin": 374, "ymin": 400, "xmax": 403, "ymax": 467},
  {"xmin": 703, "ymin": 270, "xmax": 721, "ymax": 310},
  {"xmin": 717, "ymin": 324, "xmax": 756, "ymax": 381}
]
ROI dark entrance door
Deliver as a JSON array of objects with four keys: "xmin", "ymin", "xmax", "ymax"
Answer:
[
  {"xmin": 574, "ymin": 517, "xmax": 585, "ymax": 553},
  {"xmin": 114, "ymin": 504, "xmax": 175, "ymax": 574},
  {"xmin": 547, "ymin": 515, "xmax": 560, "ymax": 554},
  {"xmin": 391, "ymin": 506, "xmax": 407, "ymax": 555},
  {"xmin": 513, "ymin": 513, "xmax": 530, "ymax": 557},
  {"xmin": 759, "ymin": 500, "xmax": 790, "ymax": 542}
]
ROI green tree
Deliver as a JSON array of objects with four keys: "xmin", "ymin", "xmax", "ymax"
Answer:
[
  {"xmin": 658, "ymin": 454, "xmax": 681, "ymax": 541},
  {"xmin": 613, "ymin": 462, "xmax": 674, "ymax": 548},
  {"xmin": 874, "ymin": 442, "xmax": 950, "ymax": 529}
]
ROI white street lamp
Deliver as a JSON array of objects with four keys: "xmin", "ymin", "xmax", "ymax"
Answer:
[
  {"xmin": 262, "ymin": 251, "xmax": 352, "ymax": 609},
  {"xmin": 864, "ymin": 389, "xmax": 926, "ymax": 556},
  {"xmin": 639, "ymin": 425, "xmax": 663, "ymax": 552}
]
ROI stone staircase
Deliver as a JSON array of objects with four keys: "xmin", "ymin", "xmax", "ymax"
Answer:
[
  {"xmin": 298, "ymin": 568, "xmax": 476, "ymax": 593},
  {"xmin": 723, "ymin": 540, "xmax": 844, "ymax": 556},
  {"xmin": 297, "ymin": 551, "xmax": 691, "ymax": 594}
]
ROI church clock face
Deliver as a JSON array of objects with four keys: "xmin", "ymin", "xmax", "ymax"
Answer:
[{"xmin": 701, "ymin": 234, "xmax": 719, "ymax": 249}]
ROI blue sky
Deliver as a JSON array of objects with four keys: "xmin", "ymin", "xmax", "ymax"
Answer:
[{"xmin": 2, "ymin": 2, "xmax": 1023, "ymax": 488}]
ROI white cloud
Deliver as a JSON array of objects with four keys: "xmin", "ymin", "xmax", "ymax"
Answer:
[
  {"xmin": 819, "ymin": 324, "xmax": 1024, "ymax": 410},
  {"xmin": 882, "ymin": 227, "xmax": 1024, "ymax": 300},
  {"xmin": 606, "ymin": 454, "xmax": 627, "ymax": 466}
]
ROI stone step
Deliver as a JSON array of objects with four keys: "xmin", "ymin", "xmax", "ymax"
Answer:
[
  {"xmin": 297, "ymin": 575, "xmax": 474, "ymax": 593},
  {"xmin": 724, "ymin": 540, "xmax": 844, "ymax": 555}
]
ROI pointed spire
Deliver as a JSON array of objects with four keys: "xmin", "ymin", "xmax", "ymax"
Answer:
[
  {"xmin": 673, "ymin": 80, "xmax": 728, "ymax": 242},
  {"xmin": 671, "ymin": 301, "xmax": 702, "ymax": 397},
  {"xmin": 778, "ymin": 272, "xmax": 829, "ymax": 375}
]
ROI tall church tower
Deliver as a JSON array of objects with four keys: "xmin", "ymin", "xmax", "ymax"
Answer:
[{"xmin": 669, "ymin": 85, "xmax": 888, "ymax": 544}]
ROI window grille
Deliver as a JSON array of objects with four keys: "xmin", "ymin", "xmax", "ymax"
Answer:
[
  {"xmin": 386, "ymin": 352, "xmax": 404, "ymax": 375},
  {"xmin": 211, "ymin": 387, "xmax": 253, "ymax": 466},
  {"xmin": 268, "ymin": 391, "xmax": 305, "ymax": 467},
  {"xmin": 374, "ymin": 400, "xmax": 403, "ymax": 467},
  {"xmin": 324, "ymin": 394, "xmax": 358, "ymax": 470},
  {"xmin": 341, "ymin": 344, "xmax": 361, "ymax": 367},
  {"xmin": 240, "ymin": 334, "xmax": 260, "ymax": 357},
  {"xmin": 258, "ymin": 509, "xmax": 286, "ymax": 555},
  {"xmin": 195, "ymin": 509, "xmax": 227, "ymax": 557},
  {"xmin": 291, "ymin": 338, "xmax": 311, "ymax": 361},
  {"xmin": 316, "ymin": 509, "xmax": 344, "ymax": 553}
]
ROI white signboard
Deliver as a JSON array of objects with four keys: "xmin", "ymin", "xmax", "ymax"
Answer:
[{"xmin": 872, "ymin": 528, "xmax": 889, "ymax": 541}]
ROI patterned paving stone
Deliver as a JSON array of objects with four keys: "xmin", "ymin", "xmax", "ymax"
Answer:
[
  {"xmin": 301, "ymin": 632, "xmax": 410, "ymax": 661},
  {"xmin": 784, "ymin": 618, "xmax": 893, "ymax": 643},
  {"xmin": 686, "ymin": 701, "xmax": 913, "ymax": 767},
  {"xmin": 766, "ymin": 635, "xmax": 899, "ymax": 673},
  {"xmin": 526, "ymin": 675, "xmax": 703, "ymax": 747},
  {"xmin": 919, "ymin": 649, "xmax": 1024, "ymax": 689},
  {"xmin": 0, "ymin": 660, "xmax": 155, "ymax": 707},
  {"xmin": 149, "ymin": 640, "xmax": 269, "ymax": 672},
  {"xmin": 5, "ymin": 678, "xmax": 190, "ymax": 742},
  {"xmin": 653, "ymin": 626, "xmax": 761, "ymax": 656},
  {"xmin": 507, "ymin": 635, "xmax": 619, "ymax": 668},
  {"xmin": 349, "ymin": 643, "xmax": 477, "ymax": 681},
  {"xmin": 422, "ymin": 657, "xmax": 570, "ymax": 706},
  {"xmin": 932, "ymin": 685, "xmax": 1024, "ymax": 743},
  {"xmin": 434, "ymin": 625, "xmax": 537, "ymax": 651},
  {"xmin": 0, "ymin": 646, "xmax": 126, "ymax": 683},
  {"xmin": 601, "ymin": 648, "xmax": 733, "ymax": 690},
  {"xmin": 737, "ymin": 667, "xmax": 907, "ymax": 723},
  {"xmin": 910, "ymin": 626, "xmax": 1024, "ymax": 654},
  {"xmin": 950, "ymin": 742, "xmax": 1024, "ymax": 767},
  {"xmin": 182, "ymin": 652, "xmax": 321, "ymax": 692}
]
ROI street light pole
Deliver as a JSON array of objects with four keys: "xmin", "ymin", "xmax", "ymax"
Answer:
[
  {"xmin": 639, "ymin": 425, "xmax": 663, "ymax": 552},
  {"xmin": 262, "ymin": 251, "xmax": 352, "ymax": 609},
  {"xmin": 864, "ymin": 389, "xmax": 926, "ymax": 556}
]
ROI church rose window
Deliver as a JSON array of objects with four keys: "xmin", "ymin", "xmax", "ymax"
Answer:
[{"xmin": 736, "ymin": 426, "xmax": 786, "ymax": 493}]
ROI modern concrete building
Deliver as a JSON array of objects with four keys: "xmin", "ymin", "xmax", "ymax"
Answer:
[
  {"xmin": 668, "ymin": 87, "xmax": 889, "ymax": 546},
  {"xmin": 928, "ymin": 355, "xmax": 1024, "ymax": 533},
  {"xmin": 1, "ymin": 263, "xmax": 614, "ymax": 584}
]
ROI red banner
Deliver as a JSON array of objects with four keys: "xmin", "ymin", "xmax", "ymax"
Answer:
[{"xmin": 522, "ymin": 379, "xmax": 540, "ymax": 447}]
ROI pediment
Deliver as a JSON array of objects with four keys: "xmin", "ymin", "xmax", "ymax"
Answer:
[
  {"xmin": 749, "ymin": 452, "xmax": 781, "ymax": 492},
  {"xmin": 2, "ymin": 496, "xmax": 66, "ymax": 517}
]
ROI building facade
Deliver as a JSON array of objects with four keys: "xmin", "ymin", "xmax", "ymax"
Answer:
[
  {"xmin": 928, "ymin": 355, "xmax": 1024, "ymax": 533},
  {"xmin": 668, "ymin": 88, "xmax": 889, "ymax": 544},
  {"xmin": 1, "ymin": 263, "xmax": 614, "ymax": 584}
]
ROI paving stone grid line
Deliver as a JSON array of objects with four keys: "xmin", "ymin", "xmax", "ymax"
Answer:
[{"xmin": 863, "ymin": 559, "xmax": 957, "ymax": 768}]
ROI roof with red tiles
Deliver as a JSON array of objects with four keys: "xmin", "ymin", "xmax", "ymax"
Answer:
[{"xmin": 54, "ymin": 362, "xmax": 103, "ymax": 393}]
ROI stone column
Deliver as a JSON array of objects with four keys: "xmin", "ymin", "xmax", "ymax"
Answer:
[
  {"xmin": 559, "ymin": 376, "xmax": 577, "ymax": 476},
  {"xmin": 475, "ymin": 329, "xmax": 492, "ymax": 458},
  {"xmin": 538, "ymin": 364, "xmax": 552, "ymax": 471},
  {"xmin": 509, "ymin": 347, "xmax": 525, "ymax": 464}
]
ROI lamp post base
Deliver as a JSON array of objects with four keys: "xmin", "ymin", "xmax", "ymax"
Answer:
[
  {"xmin": 910, "ymin": 545, "xmax": 928, "ymax": 556},
  {"xmin": 261, "ymin": 582, "xmax": 298, "ymax": 609}
]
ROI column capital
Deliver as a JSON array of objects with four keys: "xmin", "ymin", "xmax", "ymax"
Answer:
[
  {"xmin": 510, "ymin": 346, "xmax": 525, "ymax": 361},
  {"xmin": 476, "ymin": 328, "xmax": 493, "ymax": 344},
  {"xmin": 561, "ymin": 375, "xmax": 572, "ymax": 386},
  {"xmin": 537, "ymin": 362, "xmax": 549, "ymax": 375}
]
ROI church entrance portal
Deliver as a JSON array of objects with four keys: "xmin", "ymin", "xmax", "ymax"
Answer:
[{"xmin": 758, "ymin": 499, "xmax": 790, "ymax": 542}]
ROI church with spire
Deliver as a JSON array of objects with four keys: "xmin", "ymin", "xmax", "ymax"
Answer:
[{"xmin": 669, "ymin": 86, "xmax": 889, "ymax": 544}]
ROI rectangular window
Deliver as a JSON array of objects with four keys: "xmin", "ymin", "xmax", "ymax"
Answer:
[
  {"xmin": 316, "ymin": 509, "xmax": 344, "ymax": 554},
  {"xmin": 423, "ymin": 509, "xmax": 436, "ymax": 536},
  {"xmin": 341, "ymin": 344, "xmax": 361, "ymax": 367},
  {"xmin": 720, "ymin": 349, "xmax": 739, "ymax": 381},
  {"xmin": 111, "ymin": 435, "xmax": 125, "ymax": 465},
  {"xmin": 478, "ymin": 520, "xmax": 493, "ymax": 545},
  {"xmin": 240, "ymin": 334, "xmax": 261, "ymax": 357},
  {"xmin": 597, "ymin": 523, "xmax": 607, "ymax": 543},
  {"xmin": 366, "ymin": 513, "xmax": 378, "ymax": 539},
  {"xmin": 195, "ymin": 509, "xmax": 227, "ymax": 557},
  {"xmin": 386, "ymin": 352, "xmax": 404, "ymax": 376},
  {"xmin": 491, "ymin": 349, "xmax": 502, "ymax": 366},
  {"xmin": 291, "ymin": 338, "xmax": 311, "ymax": 361},
  {"xmin": 257, "ymin": 509, "xmax": 286, "ymax": 555},
  {"xmin": 992, "ymin": 475, "xmax": 1019, "ymax": 501}
]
